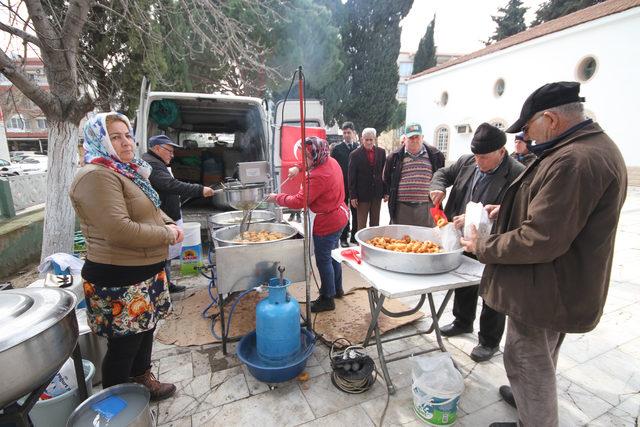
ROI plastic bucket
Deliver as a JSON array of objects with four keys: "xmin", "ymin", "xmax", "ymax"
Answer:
[
  {"xmin": 412, "ymin": 383, "xmax": 461, "ymax": 426},
  {"xmin": 27, "ymin": 360, "xmax": 95, "ymax": 427},
  {"xmin": 180, "ymin": 222, "xmax": 202, "ymax": 276}
]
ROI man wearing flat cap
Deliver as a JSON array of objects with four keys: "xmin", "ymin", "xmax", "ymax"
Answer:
[
  {"xmin": 383, "ymin": 122, "xmax": 445, "ymax": 226},
  {"xmin": 143, "ymin": 135, "xmax": 216, "ymax": 293},
  {"xmin": 429, "ymin": 123, "xmax": 524, "ymax": 363},
  {"xmin": 460, "ymin": 82, "xmax": 627, "ymax": 427}
]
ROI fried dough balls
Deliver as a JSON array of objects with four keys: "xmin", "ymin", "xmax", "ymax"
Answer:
[
  {"xmin": 234, "ymin": 230, "xmax": 286, "ymax": 243},
  {"xmin": 365, "ymin": 235, "xmax": 442, "ymax": 253}
]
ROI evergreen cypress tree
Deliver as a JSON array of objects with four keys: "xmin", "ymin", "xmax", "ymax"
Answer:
[
  {"xmin": 532, "ymin": 0, "xmax": 605, "ymax": 26},
  {"xmin": 487, "ymin": 0, "xmax": 528, "ymax": 44},
  {"xmin": 334, "ymin": 0, "xmax": 413, "ymax": 132},
  {"xmin": 413, "ymin": 15, "xmax": 437, "ymax": 74}
]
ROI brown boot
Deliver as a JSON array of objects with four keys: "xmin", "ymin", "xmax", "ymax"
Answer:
[{"xmin": 132, "ymin": 369, "xmax": 176, "ymax": 401}]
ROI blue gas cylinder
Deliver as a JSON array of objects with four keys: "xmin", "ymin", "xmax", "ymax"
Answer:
[{"xmin": 256, "ymin": 277, "xmax": 301, "ymax": 361}]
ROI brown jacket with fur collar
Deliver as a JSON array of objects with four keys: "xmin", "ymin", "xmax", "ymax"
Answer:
[
  {"xmin": 477, "ymin": 122, "xmax": 627, "ymax": 333},
  {"xmin": 70, "ymin": 164, "xmax": 175, "ymax": 266}
]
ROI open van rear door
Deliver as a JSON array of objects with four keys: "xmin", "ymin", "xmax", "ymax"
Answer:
[
  {"xmin": 273, "ymin": 100, "xmax": 325, "ymax": 194},
  {"xmin": 135, "ymin": 76, "xmax": 151, "ymax": 154}
]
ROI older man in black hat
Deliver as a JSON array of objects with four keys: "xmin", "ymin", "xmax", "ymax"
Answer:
[
  {"xmin": 429, "ymin": 123, "xmax": 524, "ymax": 363},
  {"xmin": 460, "ymin": 82, "xmax": 627, "ymax": 427},
  {"xmin": 142, "ymin": 135, "xmax": 215, "ymax": 293}
]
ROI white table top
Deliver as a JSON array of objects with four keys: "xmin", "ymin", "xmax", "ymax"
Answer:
[{"xmin": 332, "ymin": 248, "xmax": 484, "ymax": 299}]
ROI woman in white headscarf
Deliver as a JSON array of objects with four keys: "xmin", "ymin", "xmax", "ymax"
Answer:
[{"xmin": 70, "ymin": 112, "xmax": 182, "ymax": 400}]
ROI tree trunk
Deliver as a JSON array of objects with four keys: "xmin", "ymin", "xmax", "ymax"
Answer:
[{"xmin": 40, "ymin": 120, "xmax": 79, "ymax": 261}]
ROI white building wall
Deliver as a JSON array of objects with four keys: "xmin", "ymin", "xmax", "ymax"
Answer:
[{"xmin": 406, "ymin": 7, "xmax": 640, "ymax": 166}]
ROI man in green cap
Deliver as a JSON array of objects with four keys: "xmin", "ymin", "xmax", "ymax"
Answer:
[{"xmin": 383, "ymin": 122, "xmax": 445, "ymax": 226}]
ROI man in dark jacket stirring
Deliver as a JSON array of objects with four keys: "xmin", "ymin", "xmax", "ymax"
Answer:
[
  {"xmin": 461, "ymin": 82, "xmax": 627, "ymax": 427},
  {"xmin": 142, "ymin": 135, "xmax": 215, "ymax": 293},
  {"xmin": 331, "ymin": 122, "xmax": 359, "ymax": 247},
  {"xmin": 383, "ymin": 123, "xmax": 444, "ymax": 226},
  {"xmin": 429, "ymin": 123, "xmax": 525, "ymax": 363}
]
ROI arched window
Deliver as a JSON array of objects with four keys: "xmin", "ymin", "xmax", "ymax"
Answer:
[
  {"xmin": 7, "ymin": 115, "xmax": 26, "ymax": 131},
  {"xmin": 434, "ymin": 125, "xmax": 450, "ymax": 158}
]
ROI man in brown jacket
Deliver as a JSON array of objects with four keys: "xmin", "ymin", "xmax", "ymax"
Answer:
[{"xmin": 461, "ymin": 82, "xmax": 627, "ymax": 427}]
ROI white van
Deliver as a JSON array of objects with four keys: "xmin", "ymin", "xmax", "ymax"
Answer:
[
  {"xmin": 135, "ymin": 79, "xmax": 326, "ymax": 228},
  {"xmin": 135, "ymin": 79, "xmax": 272, "ymax": 226}
]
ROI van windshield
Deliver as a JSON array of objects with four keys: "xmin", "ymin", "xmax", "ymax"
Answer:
[{"xmin": 178, "ymin": 133, "xmax": 235, "ymax": 149}]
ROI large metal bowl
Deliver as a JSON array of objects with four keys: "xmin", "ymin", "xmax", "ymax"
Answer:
[
  {"xmin": 224, "ymin": 182, "xmax": 266, "ymax": 210},
  {"xmin": 355, "ymin": 225, "xmax": 463, "ymax": 274},
  {"xmin": 0, "ymin": 288, "xmax": 78, "ymax": 407},
  {"xmin": 213, "ymin": 222, "xmax": 298, "ymax": 247},
  {"xmin": 208, "ymin": 210, "xmax": 275, "ymax": 229}
]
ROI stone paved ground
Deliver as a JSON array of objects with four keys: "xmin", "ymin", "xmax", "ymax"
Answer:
[{"xmin": 149, "ymin": 187, "xmax": 640, "ymax": 427}]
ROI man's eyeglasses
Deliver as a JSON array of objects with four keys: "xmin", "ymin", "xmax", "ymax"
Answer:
[{"xmin": 158, "ymin": 145, "xmax": 174, "ymax": 156}]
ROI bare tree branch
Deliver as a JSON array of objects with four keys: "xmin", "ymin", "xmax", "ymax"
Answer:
[
  {"xmin": 0, "ymin": 21, "xmax": 41, "ymax": 47},
  {"xmin": 0, "ymin": 48, "xmax": 55, "ymax": 112},
  {"xmin": 23, "ymin": 0, "xmax": 60, "ymax": 52}
]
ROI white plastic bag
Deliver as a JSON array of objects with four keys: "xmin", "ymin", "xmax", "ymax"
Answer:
[
  {"xmin": 41, "ymin": 358, "xmax": 78, "ymax": 400},
  {"xmin": 463, "ymin": 201, "xmax": 492, "ymax": 239},
  {"xmin": 436, "ymin": 223, "xmax": 462, "ymax": 252}
]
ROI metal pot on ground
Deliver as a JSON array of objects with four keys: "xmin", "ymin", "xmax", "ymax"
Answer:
[{"xmin": 0, "ymin": 288, "xmax": 78, "ymax": 408}]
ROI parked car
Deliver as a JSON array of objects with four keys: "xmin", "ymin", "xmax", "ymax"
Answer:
[
  {"xmin": 16, "ymin": 155, "xmax": 48, "ymax": 174},
  {"xmin": 0, "ymin": 159, "xmax": 23, "ymax": 176}
]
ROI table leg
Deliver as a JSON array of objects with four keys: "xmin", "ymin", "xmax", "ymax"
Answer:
[
  {"xmin": 72, "ymin": 344, "xmax": 89, "ymax": 401},
  {"xmin": 364, "ymin": 288, "xmax": 396, "ymax": 394},
  {"xmin": 428, "ymin": 293, "xmax": 447, "ymax": 352},
  {"xmin": 219, "ymin": 293, "xmax": 227, "ymax": 355}
]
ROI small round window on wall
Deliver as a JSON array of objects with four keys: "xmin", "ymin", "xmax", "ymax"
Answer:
[
  {"xmin": 440, "ymin": 91, "xmax": 449, "ymax": 107},
  {"xmin": 577, "ymin": 56, "xmax": 598, "ymax": 82},
  {"xmin": 494, "ymin": 78, "xmax": 505, "ymax": 97}
]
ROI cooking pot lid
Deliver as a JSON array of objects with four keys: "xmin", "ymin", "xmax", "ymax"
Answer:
[{"xmin": 0, "ymin": 288, "xmax": 77, "ymax": 353}]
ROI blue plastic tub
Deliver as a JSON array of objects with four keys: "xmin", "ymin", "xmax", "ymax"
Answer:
[{"xmin": 237, "ymin": 328, "xmax": 315, "ymax": 383}]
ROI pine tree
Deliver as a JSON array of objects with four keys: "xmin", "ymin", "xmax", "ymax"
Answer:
[
  {"xmin": 335, "ymin": 0, "xmax": 414, "ymax": 132},
  {"xmin": 413, "ymin": 15, "xmax": 437, "ymax": 74},
  {"xmin": 532, "ymin": 0, "xmax": 605, "ymax": 26},
  {"xmin": 487, "ymin": 0, "xmax": 528, "ymax": 44}
]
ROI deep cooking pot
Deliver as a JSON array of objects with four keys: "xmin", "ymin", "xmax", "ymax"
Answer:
[
  {"xmin": 355, "ymin": 225, "xmax": 463, "ymax": 274},
  {"xmin": 222, "ymin": 181, "xmax": 266, "ymax": 211},
  {"xmin": 0, "ymin": 288, "xmax": 78, "ymax": 408},
  {"xmin": 213, "ymin": 223, "xmax": 298, "ymax": 247}
]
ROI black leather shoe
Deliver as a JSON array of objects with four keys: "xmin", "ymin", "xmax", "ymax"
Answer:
[
  {"xmin": 439, "ymin": 322, "xmax": 473, "ymax": 337},
  {"xmin": 310, "ymin": 296, "xmax": 335, "ymax": 312},
  {"xmin": 489, "ymin": 423, "xmax": 517, "ymax": 427},
  {"xmin": 350, "ymin": 236, "xmax": 357, "ymax": 244},
  {"xmin": 499, "ymin": 385, "xmax": 517, "ymax": 409},
  {"xmin": 335, "ymin": 289, "xmax": 344, "ymax": 299},
  {"xmin": 470, "ymin": 344, "xmax": 499, "ymax": 362},
  {"xmin": 168, "ymin": 283, "xmax": 186, "ymax": 293},
  {"xmin": 340, "ymin": 239, "xmax": 349, "ymax": 248}
]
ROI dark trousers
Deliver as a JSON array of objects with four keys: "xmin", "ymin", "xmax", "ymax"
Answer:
[
  {"xmin": 313, "ymin": 230, "xmax": 343, "ymax": 298},
  {"xmin": 102, "ymin": 328, "xmax": 155, "ymax": 388},
  {"xmin": 504, "ymin": 317, "xmax": 565, "ymax": 426},
  {"xmin": 356, "ymin": 198, "xmax": 382, "ymax": 231},
  {"xmin": 452, "ymin": 284, "xmax": 505, "ymax": 348},
  {"xmin": 340, "ymin": 196, "xmax": 358, "ymax": 241}
]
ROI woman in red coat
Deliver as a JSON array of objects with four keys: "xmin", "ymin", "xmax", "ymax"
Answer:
[{"xmin": 267, "ymin": 137, "xmax": 349, "ymax": 312}]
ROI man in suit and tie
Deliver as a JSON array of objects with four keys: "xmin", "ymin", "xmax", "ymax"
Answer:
[
  {"xmin": 429, "ymin": 123, "xmax": 525, "ymax": 363},
  {"xmin": 348, "ymin": 127, "xmax": 386, "ymax": 232},
  {"xmin": 331, "ymin": 121, "xmax": 359, "ymax": 247}
]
